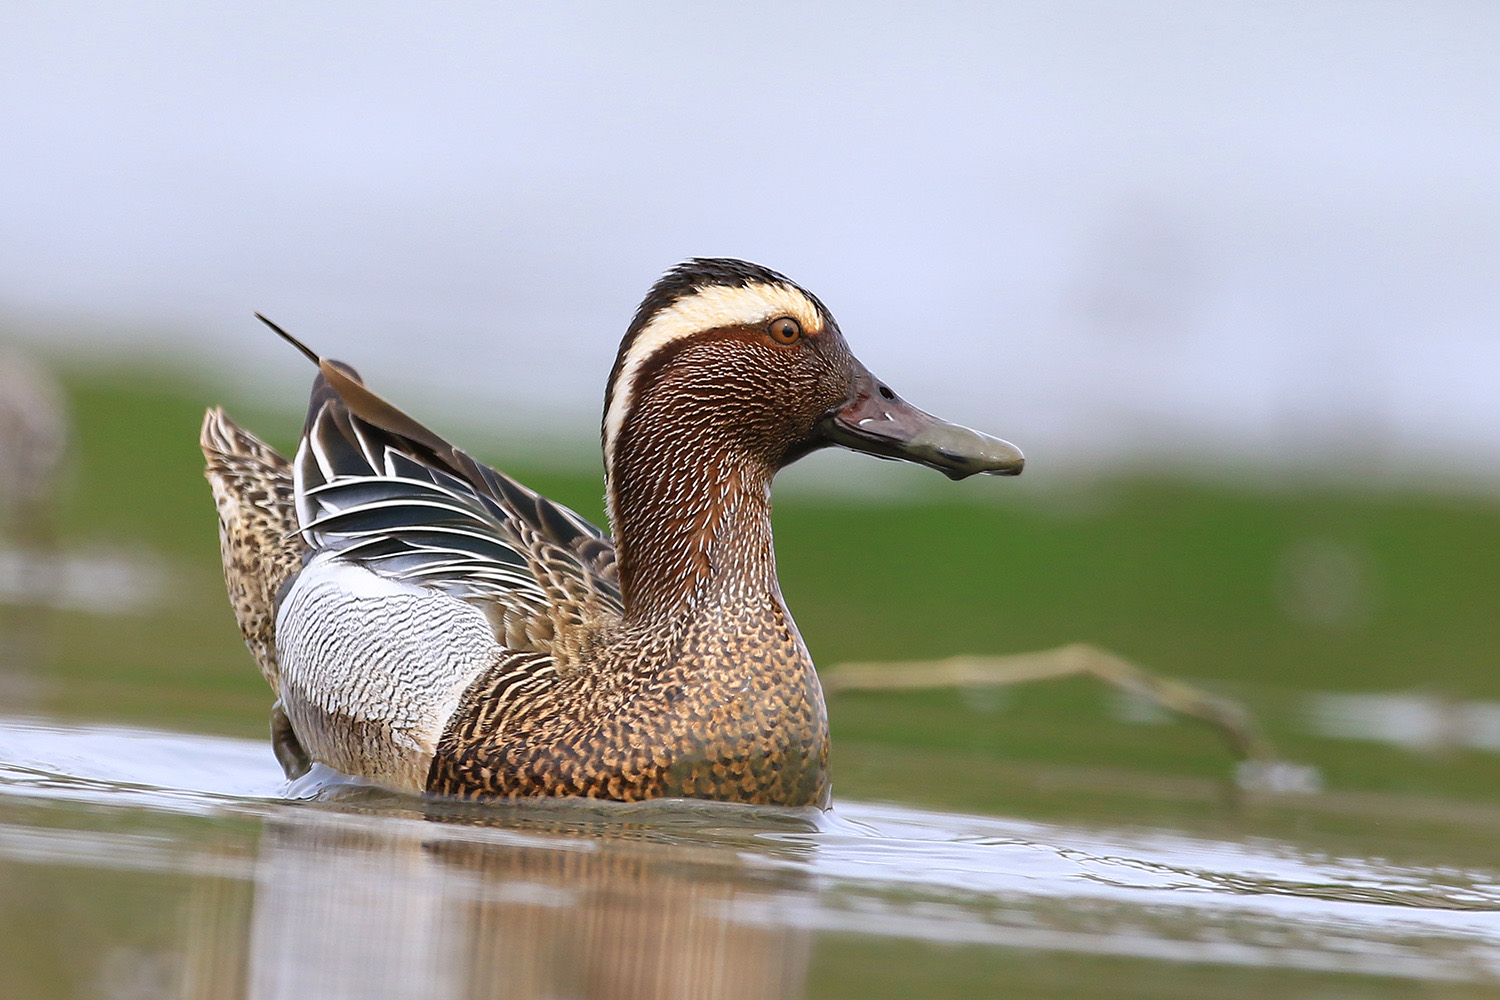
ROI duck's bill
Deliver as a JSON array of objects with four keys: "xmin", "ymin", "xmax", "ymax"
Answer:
[{"xmin": 817, "ymin": 372, "xmax": 1024, "ymax": 481}]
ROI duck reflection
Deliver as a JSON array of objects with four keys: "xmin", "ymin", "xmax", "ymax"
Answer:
[{"xmin": 186, "ymin": 796, "xmax": 819, "ymax": 1000}]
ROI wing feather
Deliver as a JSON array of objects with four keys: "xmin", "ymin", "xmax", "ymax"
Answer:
[{"xmin": 291, "ymin": 363, "xmax": 621, "ymax": 663}]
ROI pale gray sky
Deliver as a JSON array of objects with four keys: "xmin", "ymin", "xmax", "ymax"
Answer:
[{"xmin": 3, "ymin": 2, "xmax": 1497, "ymax": 478}]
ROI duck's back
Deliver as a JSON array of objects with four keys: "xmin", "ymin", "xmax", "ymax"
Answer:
[
  {"xmin": 202, "ymin": 358, "xmax": 631, "ymax": 794},
  {"xmin": 204, "ymin": 405, "xmax": 528, "ymax": 792}
]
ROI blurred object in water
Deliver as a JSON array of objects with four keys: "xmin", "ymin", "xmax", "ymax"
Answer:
[
  {"xmin": 0, "ymin": 343, "xmax": 68, "ymax": 545},
  {"xmin": 824, "ymin": 643, "xmax": 1274, "ymax": 765},
  {"xmin": 0, "ymin": 342, "xmax": 68, "ymax": 695},
  {"xmin": 1308, "ymin": 691, "xmax": 1500, "ymax": 756},
  {"xmin": 0, "ymin": 539, "xmax": 170, "ymax": 709},
  {"xmin": 0, "ymin": 546, "xmax": 167, "ymax": 616},
  {"xmin": 1276, "ymin": 536, "xmax": 1377, "ymax": 630}
]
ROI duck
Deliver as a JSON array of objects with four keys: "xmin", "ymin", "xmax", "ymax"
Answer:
[{"xmin": 201, "ymin": 258, "xmax": 1023, "ymax": 807}]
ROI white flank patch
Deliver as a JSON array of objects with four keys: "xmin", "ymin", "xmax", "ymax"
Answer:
[
  {"xmin": 275, "ymin": 552, "xmax": 501, "ymax": 792},
  {"xmin": 602, "ymin": 282, "xmax": 823, "ymax": 477}
]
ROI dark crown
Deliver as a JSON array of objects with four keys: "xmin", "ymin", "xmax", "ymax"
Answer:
[{"xmin": 622, "ymin": 258, "xmax": 834, "ymax": 347}]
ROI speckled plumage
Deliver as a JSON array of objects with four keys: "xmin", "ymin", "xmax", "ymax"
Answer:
[
  {"xmin": 429, "ymin": 584, "xmax": 829, "ymax": 804},
  {"xmin": 202, "ymin": 259, "xmax": 1022, "ymax": 807},
  {"xmin": 200, "ymin": 407, "xmax": 306, "ymax": 694}
]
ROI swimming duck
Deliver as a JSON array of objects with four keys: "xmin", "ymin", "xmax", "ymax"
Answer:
[{"xmin": 202, "ymin": 258, "xmax": 1023, "ymax": 807}]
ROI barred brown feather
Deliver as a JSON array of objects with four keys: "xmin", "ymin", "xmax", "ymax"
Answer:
[{"xmin": 199, "ymin": 407, "xmax": 305, "ymax": 693}]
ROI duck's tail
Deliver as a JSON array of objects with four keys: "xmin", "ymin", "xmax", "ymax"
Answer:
[{"xmin": 200, "ymin": 407, "xmax": 307, "ymax": 695}]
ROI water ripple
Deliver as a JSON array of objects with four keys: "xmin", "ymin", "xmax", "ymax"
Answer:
[{"xmin": 2, "ymin": 713, "xmax": 1498, "ymax": 990}]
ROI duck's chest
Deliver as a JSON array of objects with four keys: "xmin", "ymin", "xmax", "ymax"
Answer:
[
  {"xmin": 639, "ymin": 602, "xmax": 830, "ymax": 804},
  {"xmin": 428, "ymin": 601, "xmax": 831, "ymax": 806}
]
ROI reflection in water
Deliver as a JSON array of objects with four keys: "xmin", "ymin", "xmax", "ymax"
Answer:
[{"xmin": 197, "ymin": 806, "xmax": 816, "ymax": 1000}]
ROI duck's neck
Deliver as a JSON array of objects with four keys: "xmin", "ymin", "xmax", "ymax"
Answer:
[{"xmin": 607, "ymin": 442, "xmax": 779, "ymax": 628}]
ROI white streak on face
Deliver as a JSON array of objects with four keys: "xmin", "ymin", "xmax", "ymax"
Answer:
[{"xmin": 602, "ymin": 282, "xmax": 822, "ymax": 483}]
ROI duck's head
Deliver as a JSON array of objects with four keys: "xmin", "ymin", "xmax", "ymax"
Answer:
[{"xmin": 602, "ymin": 258, "xmax": 1023, "ymax": 506}]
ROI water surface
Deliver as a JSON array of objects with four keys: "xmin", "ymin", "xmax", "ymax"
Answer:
[{"xmin": 3, "ymin": 715, "xmax": 1498, "ymax": 999}]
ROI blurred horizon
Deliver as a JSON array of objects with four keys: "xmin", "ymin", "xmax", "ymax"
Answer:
[{"xmin": 3, "ymin": 2, "xmax": 1497, "ymax": 484}]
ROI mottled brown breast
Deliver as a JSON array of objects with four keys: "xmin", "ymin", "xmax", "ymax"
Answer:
[{"xmin": 426, "ymin": 597, "xmax": 830, "ymax": 807}]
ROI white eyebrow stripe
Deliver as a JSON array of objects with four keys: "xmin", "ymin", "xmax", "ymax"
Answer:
[{"xmin": 601, "ymin": 282, "xmax": 821, "ymax": 485}]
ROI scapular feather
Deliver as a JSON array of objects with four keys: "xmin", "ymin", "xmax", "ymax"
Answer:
[{"xmin": 290, "ymin": 364, "xmax": 622, "ymax": 650}]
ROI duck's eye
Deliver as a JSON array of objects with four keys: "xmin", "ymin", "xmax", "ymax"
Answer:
[{"xmin": 768, "ymin": 316, "xmax": 802, "ymax": 345}]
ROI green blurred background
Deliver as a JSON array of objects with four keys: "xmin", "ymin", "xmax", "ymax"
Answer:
[{"xmin": 10, "ymin": 357, "xmax": 1497, "ymax": 836}]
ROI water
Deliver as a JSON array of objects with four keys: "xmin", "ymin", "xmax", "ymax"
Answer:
[{"xmin": 3, "ymin": 715, "xmax": 1498, "ymax": 999}]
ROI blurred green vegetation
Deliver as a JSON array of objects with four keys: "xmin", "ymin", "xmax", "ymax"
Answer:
[{"xmin": 12, "ymin": 363, "xmax": 1500, "ymax": 832}]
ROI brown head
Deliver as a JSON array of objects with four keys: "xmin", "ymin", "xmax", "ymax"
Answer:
[{"xmin": 600, "ymin": 259, "xmax": 1024, "ymax": 619}]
